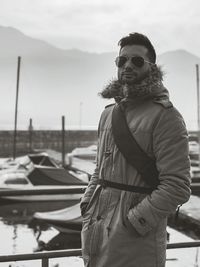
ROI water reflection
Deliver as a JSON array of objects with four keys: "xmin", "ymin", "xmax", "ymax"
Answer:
[
  {"xmin": 0, "ymin": 199, "xmax": 84, "ymax": 267},
  {"xmin": 0, "ymin": 219, "xmax": 39, "ymax": 255},
  {"xmin": 0, "ymin": 200, "xmax": 81, "ymax": 255},
  {"xmin": 0, "ymin": 216, "xmax": 83, "ymax": 267},
  {"xmin": 12, "ymin": 224, "xmax": 17, "ymax": 254}
]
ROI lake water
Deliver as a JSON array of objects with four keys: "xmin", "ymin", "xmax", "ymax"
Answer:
[{"xmin": 0, "ymin": 200, "xmax": 84, "ymax": 267}]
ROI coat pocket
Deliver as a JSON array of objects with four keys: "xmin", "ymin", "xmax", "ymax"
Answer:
[
  {"xmin": 121, "ymin": 193, "xmax": 143, "ymax": 236},
  {"xmin": 122, "ymin": 215, "xmax": 141, "ymax": 237}
]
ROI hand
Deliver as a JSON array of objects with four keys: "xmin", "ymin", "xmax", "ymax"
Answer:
[{"xmin": 80, "ymin": 202, "xmax": 89, "ymax": 216}]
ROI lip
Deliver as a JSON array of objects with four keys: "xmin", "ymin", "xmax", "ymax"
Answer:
[
  {"xmin": 122, "ymin": 72, "xmax": 133, "ymax": 75},
  {"xmin": 122, "ymin": 72, "xmax": 135, "ymax": 78}
]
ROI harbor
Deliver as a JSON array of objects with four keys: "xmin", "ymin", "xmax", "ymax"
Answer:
[
  {"xmin": 0, "ymin": 141, "xmax": 199, "ymax": 266},
  {"xmin": 0, "ymin": 8, "xmax": 200, "ymax": 265}
]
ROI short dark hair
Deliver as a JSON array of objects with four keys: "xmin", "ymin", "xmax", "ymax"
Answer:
[{"xmin": 118, "ymin": 32, "xmax": 156, "ymax": 63}]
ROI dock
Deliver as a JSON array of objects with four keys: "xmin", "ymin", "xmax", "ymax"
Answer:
[
  {"xmin": 178, "ymin": 195, "xmax": 200, "ymax": 230},
  {"xmin": 180, "ymin": 195, "xmax": 200, "ymax": 223},
  {"xmin": 167, "ymin": 194, "xmax": 200, "ymax": 240}
]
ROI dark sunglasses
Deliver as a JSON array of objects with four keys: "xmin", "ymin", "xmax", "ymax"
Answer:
[{"xmin": 115, "ymin": 56, "xmax": 154, "ymax": 68}]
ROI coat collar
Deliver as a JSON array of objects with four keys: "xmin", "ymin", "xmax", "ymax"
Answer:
[{"xmin": 99, "ymin": 65, "xmax": 169, "ymax": 103}]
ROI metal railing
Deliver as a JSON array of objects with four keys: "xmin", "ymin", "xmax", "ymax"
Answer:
[
  {"xmin": 0, "ymin": 249, "xmax": 82, "ymax": 267},
  {"xmin": 167, "ymin": 240, "xmax": 200, "ymax": 249},
  {"xmin": 0, "ymin": 185, "xmax": 200, "ymax": 267},
  {"xmin": 0, "ymin": 242, "xmax": 200, "ymax": 267}
]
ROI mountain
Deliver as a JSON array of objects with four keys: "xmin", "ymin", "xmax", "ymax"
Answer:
[
  {"xmin": 0, "ymin": 26, "xmax": 199, "ymax": 130},
  {"xmin": 158, "ymin": 49, "xmax": 200, "ymax": 130},
  {"xmin": 0, "ymin": 26, "xmax": 117, "ymax": 129}
]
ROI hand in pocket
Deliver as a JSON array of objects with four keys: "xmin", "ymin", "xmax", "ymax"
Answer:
[{"xmin": 124, "ymin": 216, "xmax": 140, "ymax": 237}]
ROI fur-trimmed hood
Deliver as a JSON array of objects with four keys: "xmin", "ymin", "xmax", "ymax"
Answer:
[{"xmin": 99, "ymin": 65, "xmax": 169, "ymax": 102}]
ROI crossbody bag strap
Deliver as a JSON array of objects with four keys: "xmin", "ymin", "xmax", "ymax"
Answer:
[{"xmin": 111, "ymin": 103, "xmax": 159, "ymax": 188}]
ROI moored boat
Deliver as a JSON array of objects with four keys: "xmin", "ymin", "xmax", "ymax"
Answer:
[{"xmin": 33, "ymin": 203, "xmax": 82, "ymax": 233}]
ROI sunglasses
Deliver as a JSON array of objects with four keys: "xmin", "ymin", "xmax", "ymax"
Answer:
[{"xmin": 115, "ymin": 56, "xmax": 154, "ymax": 68}]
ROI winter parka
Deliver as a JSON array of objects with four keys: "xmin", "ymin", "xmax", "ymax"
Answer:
[{"xmin": 81, "ymin": 67, "xmax": 191, "ymax": 267}]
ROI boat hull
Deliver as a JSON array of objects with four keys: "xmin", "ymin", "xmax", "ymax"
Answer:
[{"xmin": 1, "ymin": 193, "xmax": 82, "ymax": 202}]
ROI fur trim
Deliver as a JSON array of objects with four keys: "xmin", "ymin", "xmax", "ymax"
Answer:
[{"xmin": 99, "ymin": 65, "xmax": 167, "ymax": 102}]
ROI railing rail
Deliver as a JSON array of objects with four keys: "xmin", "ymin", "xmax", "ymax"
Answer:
[
  {"xmin": 0, "ymin": 249, "xmax": 82, "ymax": 262},
  {"xmin": 1, "ymin": 242, "xmax": 200, "ymax": 267},
  {"xmin": 167, "ymin": 240, "xmax": 200, "ymax": 249}
]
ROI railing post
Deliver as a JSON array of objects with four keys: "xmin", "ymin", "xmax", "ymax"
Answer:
[{"xmin": 42, "ymin": 258, "xmax": 48, "ymax": 267}]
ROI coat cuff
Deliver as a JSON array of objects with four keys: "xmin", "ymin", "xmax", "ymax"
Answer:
[{"xmin": 127, "ymin": 208, "xmax": 153, "ymax": 236}]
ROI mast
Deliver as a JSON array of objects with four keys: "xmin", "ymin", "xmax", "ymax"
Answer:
[
  {"xmin": 13, "ymin": 56, "xmax": 21, "ymax": 159},
  {"xmin": 62, "ymin": 115, "xmax": 66, "ymax": 167},
  {"xmin": 196, "ymin": 64, "xmax": 200, "ymax": 167}
]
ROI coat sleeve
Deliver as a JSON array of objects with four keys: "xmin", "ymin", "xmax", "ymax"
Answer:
[
  {"xmin": 127, "ymin": 107, "xmax": 191, "ymax": 236},
  {"xmin": 80, "ymin": 160, "xmax": 99, "ymax": 205}
]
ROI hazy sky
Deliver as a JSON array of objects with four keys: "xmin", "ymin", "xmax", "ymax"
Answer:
[{"xmin": 0, "ymin": 0, "xmax": 200, "ymax": 56}]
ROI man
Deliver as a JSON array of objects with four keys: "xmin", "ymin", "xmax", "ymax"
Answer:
[{"xmin": 80, "ymin": 32, "xmax": 191, "ymax": 267}]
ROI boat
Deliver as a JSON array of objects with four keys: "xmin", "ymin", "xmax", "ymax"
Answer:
[
  {"xmin": 0, "ymin": 169, "xmax": 86, "ymax": 203},
  {"xmin": 0, "ymin": 151, "xmax": 88, "ymax": 208},
  {"xmin": 66, "ymin": 145, "xmax": 96, "ymax": 179},
  {"xmin": 0, "ymin": 152, "xmax": 58, "ymax": 172},
  {"xmin": 0, "ymin": 185, "xmax": 84, "ymax": 203},
  {"xmin": 0, "ymin": 188, "xmax": 83, "ymax": 203},
  {"xmin": 35, "ymin": 232, "xmax": 81, "ymax": 251},
  {"xmin": 0, "ymin": 197, "xmax": 81, "ymax": 217},
  {"xmin": 67, "ymin": 157, "xmax": 95, "ymax": 179},
  {"xmin": 67, "ymin": 145, "xmax": 97, "ymax": 161},
  {"xmin": 27, "ymin": 165, "xmax": 88, "ymax": 186},
  {"xmin": 0, "ymin": 155, "xmax": 32, "ymax": 172},
  {"xmin": 28, "ymin": 152, "xmax": 59, "ymax": 167},
  {"xmin": 33, "ymin": 203, "xmax": 82, "ymax": 233}
]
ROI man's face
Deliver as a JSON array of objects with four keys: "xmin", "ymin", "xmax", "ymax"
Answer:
[{"xmin": 117, "ymin": 45, "xmax": 152, "ymax": 85}]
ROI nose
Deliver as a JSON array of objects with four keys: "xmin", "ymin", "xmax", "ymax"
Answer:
[
  {"xmin": 124, "ymin": 65, "xmax": 133, "ymax": 72},
  {"xmin": 123, "ymin": 58, "xmax": 134, "ymax": 70}
]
